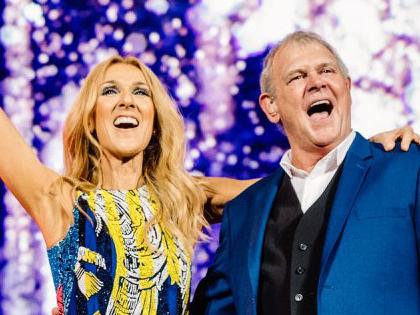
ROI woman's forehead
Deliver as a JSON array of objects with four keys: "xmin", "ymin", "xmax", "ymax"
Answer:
[{"xmin": 102, "ymin": 62, "xmax": 148, "ymax": 85}]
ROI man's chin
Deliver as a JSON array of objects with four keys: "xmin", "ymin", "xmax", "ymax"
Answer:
[
  {"xmin": 311, "ymin": 133, "xmax": 343, "ymax": 148},
  {"xmin": 314, "ymin": 130, "xmax": 353, "ymax": 149}
]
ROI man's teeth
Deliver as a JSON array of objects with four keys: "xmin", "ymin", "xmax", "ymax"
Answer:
[
  {"xmin": 113, "ymin": 116, "xmax": 139, "ymax": 127},
  {"xmin": 310, "ymin": 100, "xmax": 331, "ymax": 107}
]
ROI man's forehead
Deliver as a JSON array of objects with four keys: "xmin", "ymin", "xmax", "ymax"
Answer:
[{"xmin": 273, "ymin": 41, "xmax": 338, "ymax": 72}]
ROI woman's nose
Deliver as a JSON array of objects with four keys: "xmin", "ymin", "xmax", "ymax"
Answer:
[{"xmin": 118, "ymin": 91, "xmax": 135, "ymax": 108}]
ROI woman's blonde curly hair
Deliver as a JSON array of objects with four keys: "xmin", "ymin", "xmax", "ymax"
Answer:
[{"xmin": 61, "ymin": 55, "xmax": 208, "ymax": 256}]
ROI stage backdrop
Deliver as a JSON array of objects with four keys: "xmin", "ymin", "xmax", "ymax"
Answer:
[{"xmin": 1, "ymin": 0, "xmax": 419, "ymax": 314}]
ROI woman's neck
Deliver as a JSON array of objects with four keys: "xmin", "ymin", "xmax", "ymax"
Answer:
[{"xmin": 100, "ymin": 152, "xmax": 144, "ymax": 190}]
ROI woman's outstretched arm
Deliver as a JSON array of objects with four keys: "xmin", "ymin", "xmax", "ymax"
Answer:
[
  {"xmin": 200, "ymin": 125, "xmax": 420, "ymax": 223},
  {"xmin": 197, "ymin": 176, "xmax": 259, "ymax": 223},
  {"xmin": 0, "ymin": 108, "xmax": 71, "ymax": 246},
  {"xmin": 369, "ymin": 125, "xmax": 420, "ymax": 151}
]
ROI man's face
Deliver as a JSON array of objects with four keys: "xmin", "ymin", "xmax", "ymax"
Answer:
[{"xmin": 260, "ymin": 41, "xmax": 352, "ymax": 155}]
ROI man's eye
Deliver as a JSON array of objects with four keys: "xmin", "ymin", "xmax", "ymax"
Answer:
[
  {"xmin": 289, "ymin": 75, "xmax": 304, "ymax": 83},
  {"xmin": 322, "ymin": 68, "xmax": 334, "ymax": 74},
  {"xmin": 101, "ymin": 87, "xmax": 118, "ymax": 95},
  {"xmin": 133, "ymin": 88, "xmax": 150, "ymax": 96}
]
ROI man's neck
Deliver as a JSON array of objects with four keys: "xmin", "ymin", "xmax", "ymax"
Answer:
[
  {"xmin": 289, "ymin": 132, "xmax": 354, "ymax": 173},
  {"xmin": 290, "ymin": 147, "xmax": 332, "ymax": 173}
]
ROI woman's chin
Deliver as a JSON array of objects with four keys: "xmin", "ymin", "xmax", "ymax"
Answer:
[{"xmin": 104, "ymin": 148, "xmax": 145, "ymax": 162}]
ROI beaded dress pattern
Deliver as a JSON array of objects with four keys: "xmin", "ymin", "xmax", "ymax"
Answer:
[{"xmin": 48, "ymin": 186, "xmax": 191, "ymax": 315}]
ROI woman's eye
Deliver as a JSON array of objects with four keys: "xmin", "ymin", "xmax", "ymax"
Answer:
[
  {"xmin": 133, "ymin": 88, "xmax": 150, "ymax": 96},
  {"xmin": 101, "ymin": 86, "xmax": 118, "ymax": 95}
]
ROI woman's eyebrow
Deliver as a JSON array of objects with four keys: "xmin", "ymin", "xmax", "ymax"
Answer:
[
  {"xmin": 100, "ymin": 80, "xmax": 149, "ymax": 87},
  {"xmin": 100, "ymin": 80, "xmax": 118, "ymax": 87},
  {"xmin": 132, "ymin": 81, "xmax": 149, "ymax": 87}
]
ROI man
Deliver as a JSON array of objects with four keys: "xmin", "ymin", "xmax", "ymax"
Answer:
[{"xmin": 191, "ymin": 31, "xmax": 420, "ymax": 315}]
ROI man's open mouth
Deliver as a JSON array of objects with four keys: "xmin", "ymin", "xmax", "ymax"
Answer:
[
  {"xmin": 307, "ymin": 100, "xmax": 333, "ymax": 118},
  {"xmin": 113, "ymin": 116, "xmax": 139, "ymax": 129}
]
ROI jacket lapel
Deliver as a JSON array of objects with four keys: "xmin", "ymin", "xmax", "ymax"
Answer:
[
  {"xmin": 247, "ymin": 168, "xmax": 285, "ymax": 300},
  {"xmin": 319, "ymin": 133, "xmax": 373, "ymax": 284}
]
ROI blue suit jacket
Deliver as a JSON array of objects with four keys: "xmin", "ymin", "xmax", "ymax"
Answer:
[{"xmin": 192, "ymin": 133, "xmax": 420, "ymax": 315}]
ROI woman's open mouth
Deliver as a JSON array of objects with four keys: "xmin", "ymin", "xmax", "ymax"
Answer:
[{"xmin": 113, "ymin": 116, "xmax": 139, "ymax": 129}]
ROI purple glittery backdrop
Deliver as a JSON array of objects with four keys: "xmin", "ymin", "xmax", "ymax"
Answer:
[{"xmin": 1, "ymin": 0, "xmax": 420, "ymax": 313}]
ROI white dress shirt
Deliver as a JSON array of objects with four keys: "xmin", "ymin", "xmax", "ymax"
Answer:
[{"xmin": 280, "ymin": 131, "xmax": 356, "ymax": 213}]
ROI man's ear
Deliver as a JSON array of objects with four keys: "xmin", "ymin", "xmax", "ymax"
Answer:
[
  {"xmin": 346, "ymin": 76, "xmax": 351, "ymax": 91},
  {"xmin": 259, "ymin": 93, "xmax": 281, "ymax": 124}
]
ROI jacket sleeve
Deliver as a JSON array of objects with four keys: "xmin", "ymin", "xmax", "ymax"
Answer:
[
  {"xmin": 190, "ymin": 203, "xmax": 236, "ymax": 315},
  {"xmin": 416, "ymin": 161, "xmax": 420, "ymax": 260}
]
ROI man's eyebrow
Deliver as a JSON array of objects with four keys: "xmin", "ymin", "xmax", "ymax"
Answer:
[
  {"xmin": 284, "ymin": 62, "xmax": 338, "ymax": 78},
  {"xmin": 317, "ymin": 62, "xmax": 338, "ymax": 69},
  {"xmin": 284, "ymin": 68, "xmax": 305, "ymax": 80}
]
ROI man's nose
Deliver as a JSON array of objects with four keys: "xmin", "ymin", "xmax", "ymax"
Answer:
[{"xmin": 307, "ymin": 72, "xmax": 326, "ymax": 92}]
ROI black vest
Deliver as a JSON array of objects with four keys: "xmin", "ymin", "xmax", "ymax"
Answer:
[{"xmin": 258, "ymin": 166, "xmax": 343, "ymax": 315}]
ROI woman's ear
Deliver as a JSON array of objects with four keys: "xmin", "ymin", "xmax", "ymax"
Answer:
[{"xmin": 259, "ymin": 93, "xmax": 281, "ymax": 124}]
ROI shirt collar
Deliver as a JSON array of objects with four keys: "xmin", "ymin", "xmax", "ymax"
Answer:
[{"xmin": 280, "ymin": 131, "xmax": 356, "ymax": 178}]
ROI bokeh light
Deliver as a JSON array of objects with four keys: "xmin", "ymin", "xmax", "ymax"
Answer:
[{"xmin": 1, "ymin": 0, "xmax": 420, "ymax": 313}]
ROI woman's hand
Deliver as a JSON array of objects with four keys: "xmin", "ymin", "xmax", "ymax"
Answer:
[
  {"xmin": 197, "ymin": 126, "xmax": 420, "ymax": 223},
  {"xmin": 370, "ymin": 125, "xmax": 420, "ymax": 151}
]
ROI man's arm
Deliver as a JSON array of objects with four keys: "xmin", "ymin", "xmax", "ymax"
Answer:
[{"xmin": 191, "ymin": 204, "xmax": 236, "ymax": 315}]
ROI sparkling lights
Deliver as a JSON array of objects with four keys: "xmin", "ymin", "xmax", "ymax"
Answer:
[{"xmin": 1, "ymin": 0, "xmax": 420, "ymax": 313}]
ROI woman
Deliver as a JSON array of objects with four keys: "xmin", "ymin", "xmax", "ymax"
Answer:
[
  {"xmin": 1, "ymin": 55, "xmax": 207, "ymax": 314},
  {"xmin": 0, "ymin": 55, "xmax": 417, "ymax": 315}
]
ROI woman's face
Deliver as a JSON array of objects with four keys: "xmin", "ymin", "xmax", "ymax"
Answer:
[{"xmin": 94, "ymin": 62, "xmax": 155, "ymax": 160}]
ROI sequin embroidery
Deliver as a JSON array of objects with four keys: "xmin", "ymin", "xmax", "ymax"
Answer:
[{"xmin": 47, "ymin": 186, "xmax": 190, "ymax": 315}]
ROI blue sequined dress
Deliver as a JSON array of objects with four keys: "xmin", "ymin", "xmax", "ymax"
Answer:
[{"xmin": 48, "ymin": 186, "xmax": 191, "ymax": 315}]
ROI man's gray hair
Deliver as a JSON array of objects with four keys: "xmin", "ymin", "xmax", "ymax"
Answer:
[{"xmin": 259, "ymin": 31, "xmax": 349, "ymax": 96}]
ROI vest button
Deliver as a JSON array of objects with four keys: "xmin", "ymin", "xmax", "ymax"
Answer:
[
  {"xmin": 294, "ymin": 293, "xmax": 304, "ymax": 302},
  {"xmin": 296, "ymin": 266, "xmax": 305, "ymax": 275},
  {"xmin": 299, "ymin": 243, "xmax": 308, "ymax": 251}
]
